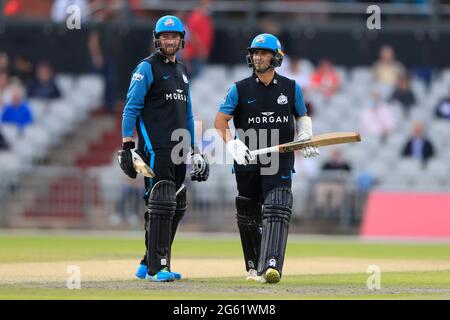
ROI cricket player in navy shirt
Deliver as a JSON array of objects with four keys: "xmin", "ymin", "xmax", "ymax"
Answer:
[
  {"xmin": 215, "ymin": 33, "xmax": 320, "ymax": 284},
  {"xmin": 118, "ymin": 15, "xmax": 209, "ymax": 282}
]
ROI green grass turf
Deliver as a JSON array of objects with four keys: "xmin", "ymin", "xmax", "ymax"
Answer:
[
  {"xmin": 0, "ymin": 270, "xmax": 449, "ymax": 300},
  {"xmin": 0, "ymin": 234, "xmax": 448, "ymax": 299},
  {"xmin": 0, "ymin": 235, "xmax": 448, "ymax": 263}
]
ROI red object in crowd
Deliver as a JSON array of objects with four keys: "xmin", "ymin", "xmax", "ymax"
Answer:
[
  {"xmin": 183, "ymin": 9, "xmax": 214, "ymax": 60},
  {"xmin": 310, "ymin": 70, "xmax": 340, "ymax": 89},
  {"xmin": 129, "ymin": 0, "xmax": 141, "ymax": 10},
  {"xmin": 4, "ymin": 0, "xmax": 21, "ymax": 16}
]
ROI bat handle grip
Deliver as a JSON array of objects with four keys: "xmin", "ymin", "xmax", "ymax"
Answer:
[{"xmin": 250, "ymin": 146, "xmax": 280, "ymax": 157}]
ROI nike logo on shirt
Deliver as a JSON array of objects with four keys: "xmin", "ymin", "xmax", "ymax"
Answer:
[{"xmin": 248, "ymin": 98, "xmax": 256, "ymax": 104}]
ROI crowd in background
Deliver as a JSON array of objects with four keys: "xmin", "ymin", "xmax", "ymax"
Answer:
[
  {"xmin": 2, "ymin": 0, "xmax": 448, "ymax": 19},
  {"xmin": 0, "ymin": 51, "xmax": 63, "ymax": 152}
]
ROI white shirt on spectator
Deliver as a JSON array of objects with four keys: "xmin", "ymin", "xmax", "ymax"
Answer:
[{"xmin": 359, "ymin": 101, "xmax": 396, "ymax": 137}]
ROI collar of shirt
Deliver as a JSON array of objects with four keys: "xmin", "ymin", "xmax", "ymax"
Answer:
[{"xmin": 253, "ymin": 72, "xmax": 279, "ymax": 86}]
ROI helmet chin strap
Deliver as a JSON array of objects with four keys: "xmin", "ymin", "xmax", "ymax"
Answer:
[
  {"xmin": 248, "ymin": 50, "xmax": 277, "ymax": 74},
  {"xmin": 255, "ymin": 64, "xmax": 274, "ymax": 74},
  {"xmin": 254, "ymin": 57, "xmax": 276, "ymax": 74}
]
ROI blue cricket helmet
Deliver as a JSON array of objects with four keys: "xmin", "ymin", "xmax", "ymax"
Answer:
[
  {"xmin": 153, "ymin": 15, "xmax": 186, "ymax": 50},
  {"xmin": 154, "ymin": 15, "xmax": 185, "ymax": 37},
  {"xmin": 246, "ymin": 33, "xmax": 285, "ymax": 69}
]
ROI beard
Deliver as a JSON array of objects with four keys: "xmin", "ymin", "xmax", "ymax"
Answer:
[
  {"xmin": 160, "ymin": 43, "xmax": 180, "ymax": 56},
  {"xmin": 254, "ymin": 62, "xmax": 272, "ymax": 73}
]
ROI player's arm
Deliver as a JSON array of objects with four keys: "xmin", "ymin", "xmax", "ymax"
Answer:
[
  {"xmin": 186, "ymin": 85, "xmax": 195, "ymax": 147},
  {"xmin": 118, "ymin": 61, "xmax": 153, "ymax": 178},
  {"xmin": 214, "ymin": 84, "xmax": 253, "ymax": 165},
  {"xmin": 214, "ymin": 112, "xmax": 234, "ymax": 143},
  {"xmin": 293, "ymin": 81, "xmax": 319, "ymax": 158}
]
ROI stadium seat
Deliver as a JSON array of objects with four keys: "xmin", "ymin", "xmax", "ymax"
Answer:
[
  {"xmin": 351, "ymin": 67, "xmax": 373, "ymax": 85},
  {"xmin": 396, "ymin": 159, "xmax": 423, "ymax": 175},
  {"xmin": 1, "ymin": 124, "xmax": 19, "ymax": 144},
  {"xmin": 55, "ymin": 74, "xmax": 75, "ymax": 96},
  {"xmin": 425, "ymin": 159, "xmax": 449, "ymax": 176},
  {"xmin": 77, "ymin": 75, "xmax": 104, "ymax": 100}
]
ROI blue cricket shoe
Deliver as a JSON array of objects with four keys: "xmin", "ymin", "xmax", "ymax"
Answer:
[
  {"xmin": 145, "ymin": 267, "xmax": 175, "ymax": 282},
  {"xmin": 136, "ymin": 264, "xmax": 182, "ymax": 280},
  {"xmin": 135, "ymin": 264, "xmax": 148, "ymax": 279}
]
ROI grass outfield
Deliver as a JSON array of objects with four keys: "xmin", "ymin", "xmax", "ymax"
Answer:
[{"xmin": 0, "ymin": 233, "xmax": 449, "ymax": 300}]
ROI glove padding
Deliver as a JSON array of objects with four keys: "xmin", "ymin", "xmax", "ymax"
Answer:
[
  {"xmin": 118, "ymin": 141, "xmax": 153, "ymax": 178},
  {"xmin": 226, "ymin": 139, "xmax": 254, "ymax": 165},
  {"xmin": 297, "ymin": 131, "xmax": 320, "ymax": 158},
  {"xmin": 118, "ymin": 141, "xmax": 137, "ymax": 179},
  {"xmin": 190, "ymin": 146, "xmax": 209, "ymax": 182}
]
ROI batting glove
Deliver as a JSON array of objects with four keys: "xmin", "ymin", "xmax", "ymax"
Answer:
[
  {"xmin": 190, "ymin": 145, "xmax": 209, "ymax": 182},
  {"xmin": 226, "ymin": 139, "xmax": 254, "ymax": 165}
]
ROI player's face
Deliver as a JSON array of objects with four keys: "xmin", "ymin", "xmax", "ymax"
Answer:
[
  {"xmin": 252, "ymin": 49, "xmax": 274, "ymax": 73},
  {"xmin": 158, "ymin": 32, "xmax": 182, "ymax": 56}
]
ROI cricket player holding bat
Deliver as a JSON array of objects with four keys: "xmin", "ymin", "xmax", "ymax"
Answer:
[
  {"xmin": 214, "ymin": 33, "xmax": 320, "ymax": 284},
  {"xmin": 118, "ymin": 15, "xmax": 209, "ymax": 282}
]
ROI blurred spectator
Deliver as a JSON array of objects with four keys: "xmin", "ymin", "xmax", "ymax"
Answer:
[
  {"xmin": 373, "ymin": 45, "xmax": 405, "ymax": 87},
  {"xmin": 51, "ymin": 0, "xmax": 90, "ymax": 23},
  {"xmin": 0, "ymin": 72, "xmax": 11, "ymax": 106},
  {"xmin": 390, "ymin": 74, "xmax": 416, "ymax": 116},
  {"xmin": 258, "ymin": 15, "xmax": 280, "ymax": 36},
  {"xmin": 88, "ymin": 2, "xmax": 121, "ymax": 113},
  {"xmin": 11, "ymin": 55, "xmax": 33, "ymax": 86},
  {"xmin": 27, "ymin": 61, "xmax": 61, "ymax": 99},
  {"xmin": 294, "ymin": 152, "xmax": 320, "ymax": 180},
  {"xmin": 1, "ymin": 84, "xmax": 33, "ymax": 132},
  {"xmin": 310, "ymin": 60, "xmax": 340, "ymax": 99},
  {"xmin": 278, "ymin": 55, "xmax": 312, "ymax": 90},
  {"xmin": 111, "ymin": 177, "xmax": 144, "ymax": 227},
  {"xmin": 411, "ymin": 66, "xmax": 434, "ymax": 88},
  {"xmin": 359, "ymin": 92, "xmax": 396, "ymax": 143},
  {"xmin": 3, "ymin": 0, "xmax": 21, "ymax": 16},
  {"xmin": 4, "ymin": 0, "xmax": 52, "ymax": 18},
  {"xmin": 0, "ymin": 52, "xmax": 10, "ymax": 74},
  {"xmin": 356, "ymin": 171, "xmax": 376, "ymax": 194},
  {"xmin": 313, "ymin": 148, "xmax": 352, "ymax": 221},
  {"xmin": 435, "ymin": 89, "xmax": 450, "ymax": 120},
  {"xmin": 0, "ymin": 127, "xmax": 10, "ymax": 151},
  {"xmin": 321, "ymin": 148, "xmax": 352, "ymax": 172},
  {"xmin": 401, "ymin": 122, "xmax": 435, "ymax": 165},
  {"xmin": 183, "ymin": 0, "xmax": 215, "ymax": 80},
  {"xmin": 279, "ymin": 55, "xmax": 315, "ymax": 116},
  {"xmin": 292, "ymin": 152, "xmax": 320, "ymax": 216}
]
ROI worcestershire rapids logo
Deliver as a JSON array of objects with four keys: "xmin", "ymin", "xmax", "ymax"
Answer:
[
  {"xmin": 164, "ymin": 18, "xmax": 175, "ymax": 26},
  {"xmin": 277, "ymin": 93, "xmax": 288, "ymax": 105},
  {"xmin": 182, "ymin": 73, "xmax": 189, "ymax": 84}
]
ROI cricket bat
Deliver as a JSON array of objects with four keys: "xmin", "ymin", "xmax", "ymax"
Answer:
[
  {"xmin": 131, "ymin": 150, "xmax": 155, "ymax": 178},
  {"xmin": 250, "ymin": 132, "xmax": 361, "ymax": 157}
]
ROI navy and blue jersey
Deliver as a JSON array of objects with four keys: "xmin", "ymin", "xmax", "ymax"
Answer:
[
  {"xmin": 122, "ymin": 52, "xmax": 195, "ymax": 157},
  {"xmin": 219, "ymin": 72, "xmax": 307, "ymax": 171}
]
